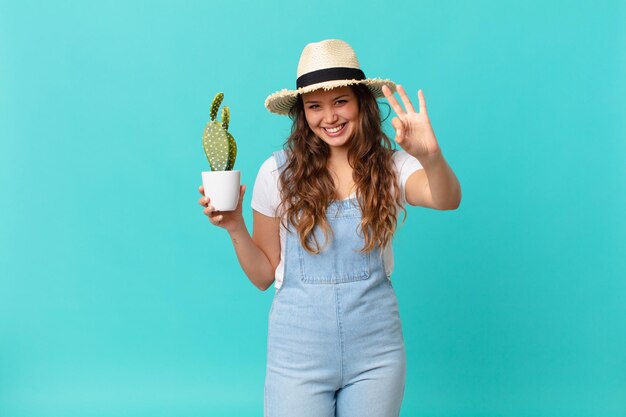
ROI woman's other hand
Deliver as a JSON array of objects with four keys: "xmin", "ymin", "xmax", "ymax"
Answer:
[{"xmin": 198, "ymin": 184, "xmax": 246, "ymax": 233}]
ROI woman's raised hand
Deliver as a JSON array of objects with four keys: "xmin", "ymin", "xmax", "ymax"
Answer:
[
  {"xmin": 198, "ymin": 184, "xmax": 246, "ymax": 233},
  {"xmin": 382, "ymin": 84, "xmax": 441, "ymax": 162}
]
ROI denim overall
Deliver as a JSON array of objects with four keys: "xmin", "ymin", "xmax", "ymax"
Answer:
[{"xmin": 264, "ymin": 150, "xmax": 406, "ymax": 417}]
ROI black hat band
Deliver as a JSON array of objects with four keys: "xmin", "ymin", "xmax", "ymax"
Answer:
[{"xmin": 296, "ymin": 67, "xmax": 366, "ymax": 89}]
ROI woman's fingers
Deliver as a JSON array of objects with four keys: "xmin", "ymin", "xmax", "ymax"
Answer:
[
  {"xmin": 199, "ymin": 195, "xmax": 209, "ymax": 206},
  {"xmin": 198, "ymin": 184, "xmax": 223, "ymax": 226},
  {"xmin": 210, "ymin": 212, "xmax": 223, "ymax": 225},
  {"xmin": 382, "ymin": 84, "xmax": 406, "ymax": 116},
  {"xmin": 198, "ymin": 185, "xmax": 210, "ymax": 207},
  {"xmin": 237, "ymin": 185, "xmax": 246, "ymax": 207},
  {"xmin": 204, "ymin": 204, "xmax": 223, "ymax": 223},
  {"xmin": 397, "ymin": 85, "xmax": 416, "ymax": 113},
  {"xmin": 199, "ymin": 190, "xmax": 224, "ymax": 225},
  {"xmin": 417, "ymin": 89, "xmax": 428, "ymax": 116},
  {"xmin": 391, "ymin": 117, "xmax": 406, "ymax": 142},
  {"xmin": 199, "ymin": 183, "xmax": 245, "ymax": 227},
  {"xmin": 391, "ymin": 117, "xmax": 404, "ymax": 130}
]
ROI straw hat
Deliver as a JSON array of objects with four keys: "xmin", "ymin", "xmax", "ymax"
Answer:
[{"xmin": 264, "ymin": 39, "xmax": 397, "ymax": 115}]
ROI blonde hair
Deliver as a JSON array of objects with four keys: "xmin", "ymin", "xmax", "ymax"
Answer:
[{"xmin": 277, "ymin": 84, "xmax": 406, "ymax": 254}]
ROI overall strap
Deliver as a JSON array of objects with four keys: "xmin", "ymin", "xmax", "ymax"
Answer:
[{"xmin": 272, "ymin": 149, "xmax": 289, "ymax": 174}]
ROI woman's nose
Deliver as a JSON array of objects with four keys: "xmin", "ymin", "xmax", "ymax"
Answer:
[{"xmin": 323, "ymin": 108, "xmax": 338, "ymax": 124}]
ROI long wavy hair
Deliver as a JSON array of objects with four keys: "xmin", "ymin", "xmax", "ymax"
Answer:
[{"xmin": 277, "ymin": 83, "xmax": 407, "ymax": 255}]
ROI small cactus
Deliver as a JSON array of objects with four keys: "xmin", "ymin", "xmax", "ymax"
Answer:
[{"xmin": 202, "ymin": 92, "xmax": 237, "ymax": 171}]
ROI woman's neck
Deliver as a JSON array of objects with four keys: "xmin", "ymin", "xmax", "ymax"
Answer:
[
  {"xmin": 327, "ymin": 147, "xmax": 350, "ymax": 169},
  {"xmin": 327, "ymin": 150, "xmax": 355, "ymax": 200}
]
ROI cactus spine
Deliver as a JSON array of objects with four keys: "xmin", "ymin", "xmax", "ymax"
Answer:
[{"xmin": 202, "ymin": 92, "xmax": 237, "ymax": 171}]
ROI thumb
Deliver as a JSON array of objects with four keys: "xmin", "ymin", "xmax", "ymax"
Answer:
[
  {"xmin": 236, "ymin": 184, "xmax": 246, "ymax": 210},
  {"xmin": 391, "ymin": 117, "xmax": 405, "ymax": 143}
]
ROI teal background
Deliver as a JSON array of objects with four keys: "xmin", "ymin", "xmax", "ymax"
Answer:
[{"xmin": 1, "ymin": 0, "xmax": 625, "ymax": 416}]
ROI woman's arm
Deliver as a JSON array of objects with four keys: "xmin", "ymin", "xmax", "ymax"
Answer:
[
  {"xmin": 405, "ymin": 153, "xmax": 461, "ymax": 210},
  {"xmin": 228, "ymin": 210, "xmax": 280, "ymax": 291},
  {"xmin": 381, "ymin": 85, "xmax": 462, "ymax": 210},
  {"xmin": 199, "ymin": 185, "xmax": 280, "ymax": 291}
]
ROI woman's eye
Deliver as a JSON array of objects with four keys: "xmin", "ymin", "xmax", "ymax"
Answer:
[
  {"xmin": 308, "ymin": 105, "xmax": 319, "ymax": 109},
  {"xmin": 335, "ymin": 100, "xmax": 347, "ymax": 105}
]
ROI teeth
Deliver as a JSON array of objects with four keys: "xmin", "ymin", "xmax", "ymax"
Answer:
[{"xmin": 325, "ymin": 124, "xmax": 345, "ymax": 133}]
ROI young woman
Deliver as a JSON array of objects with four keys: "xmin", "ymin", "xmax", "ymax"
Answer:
[{"xmin": 198, "ymin": 39, "xmax": 461, "ymax": 417}]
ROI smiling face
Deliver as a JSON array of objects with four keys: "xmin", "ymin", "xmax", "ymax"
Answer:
[{"xmin": 302, "ymin": 86, "xmax": 359, "ymax": 151}]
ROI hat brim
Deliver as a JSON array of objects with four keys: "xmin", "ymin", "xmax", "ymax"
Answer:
[{"xmin": 264, "ymin": 78, "xmax": 397, "ymax": 115}]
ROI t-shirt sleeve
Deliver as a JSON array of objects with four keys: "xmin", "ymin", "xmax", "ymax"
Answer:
[
  {"xmin": 393, "ymin": 150, "xmax": 424, "ymax": 205},
  {"xmin": 251, "ymin": 155, "xmax": 281, "ymax": 217}
]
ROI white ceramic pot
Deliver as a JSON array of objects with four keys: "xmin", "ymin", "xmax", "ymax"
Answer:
[{"xmin": 201, "ymin": 170, "xmax": 241, "ymax": 211}]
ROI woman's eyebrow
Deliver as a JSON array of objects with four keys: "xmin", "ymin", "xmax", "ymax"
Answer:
[{"xmin": 304, "ymin": 94, "xmax": 349, "ymax": 104}]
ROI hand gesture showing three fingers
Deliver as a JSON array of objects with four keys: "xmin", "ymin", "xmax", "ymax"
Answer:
[{"xmin": 382, "ymin": 84, "xmax": 441, "ymax": 161}]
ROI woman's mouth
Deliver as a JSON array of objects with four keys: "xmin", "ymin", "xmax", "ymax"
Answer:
[{"xmin": 323, "ymin": 123, "xmax": 346, "ymax": 137}]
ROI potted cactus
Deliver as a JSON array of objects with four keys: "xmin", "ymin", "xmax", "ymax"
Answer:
[{"xmin": 201, "ymin": 92, "xmax": 240, "ymax": 211}]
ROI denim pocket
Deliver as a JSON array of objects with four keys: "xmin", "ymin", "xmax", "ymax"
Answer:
[{"xmin": 297, "ymin": 215, "xmax": 371, "ymax": 284}]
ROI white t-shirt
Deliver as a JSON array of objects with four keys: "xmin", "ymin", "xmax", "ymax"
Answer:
[{"xmin": 251, "ymin": 150, "xmax": 424, "ymax": 290}]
